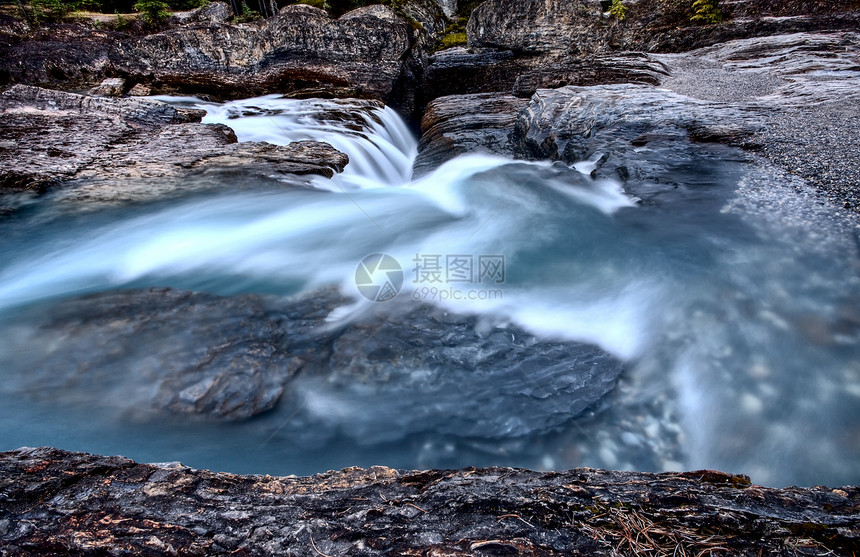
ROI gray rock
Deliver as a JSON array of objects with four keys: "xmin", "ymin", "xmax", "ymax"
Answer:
[
  {"xmin": 466, "ymin": 0, "xmax": 860, "ymax": 55},
  {"xmin": 189, "ymin": 1, "xmax": 233, "ymax": 24},
  {"xmin": 420, "ymin": 47, "xmax": 668, "ymax": 119},
  {"xmin": 455, "ymin": 0, "xmax": 860, "ymax": 105},
  {"xmin": 433, "ymin": 0, "xmax": 457, "ymax": 19},
  {"xmin": 0, "ymin": 86, "xmax": 349, "ymax": 203},
  {"xmin": 403, "ymin": 0, "xmax": 449, "ymax": 37},
  {"xmin": 0, "ymin": 5, "xmax": 424, "ymax": 115},
  {"xmin": 415, "ymin": 32, "xmax": 860, "ymax": 212},
  {"xmin": 467, "ymin": 0, "xmax": 607, "ymax": 55},
  {"xmin": 0, "ymin": 288, "xmax": 345, "ymax": 420},
  {"xmin": 1, "ymin": 447, "xmax": 857, "ymax": 556},
  {"xmin": 126, "ymin": 83, "xmax": 152, "ymax": 96},
  {"xmin": 413, "ymin": 92, "xmax": 528, "ymax": 176},
  {"xmin": 320, "ymin": 302, "xmax": 623, "ymax": 440}
]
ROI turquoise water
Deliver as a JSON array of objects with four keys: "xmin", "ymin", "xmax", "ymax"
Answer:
[{"xmin": 0, "ymin": 96, "xmax": 858, "ymax": 486}]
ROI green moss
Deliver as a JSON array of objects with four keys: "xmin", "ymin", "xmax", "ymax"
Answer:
[{"xmin": 440, "ymin": 31, "xmax": 466, "ymax": 48}]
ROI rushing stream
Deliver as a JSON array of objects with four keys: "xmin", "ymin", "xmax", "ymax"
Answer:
[{"xmin": 1, "ymin": 95, "xmax": 858, "ymax": 487}]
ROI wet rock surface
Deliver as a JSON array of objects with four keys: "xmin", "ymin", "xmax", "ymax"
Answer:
[
  {"xmin": 0, "ymin": 447, "xmax": 857, "ymax": 556},
  {"xmin": 420, "ymin": 47, "xmax": 670, "ymax": 107},
  {"xmin": 413, "ymin": 93, "xmax": 528, "ymax": 175},
  {"xmin": 0, "ymin": 286, "xmax": 623, "ymax": 438},
  {"xmin": 0, "ymin": 85, "xmax": 348, "ymax": 205},
  {"xmin": 0, "ymin": 288, "xmax": 344, "ymax": 420}
]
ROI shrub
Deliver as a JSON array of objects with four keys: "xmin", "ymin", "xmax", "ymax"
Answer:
[
  {"xmin": 31, "ymin": 0, "xmax": 75, "ymax": 22},
  {"xmin": 133, "ymin": 0, "xmax": 171, "ymax": 23}
]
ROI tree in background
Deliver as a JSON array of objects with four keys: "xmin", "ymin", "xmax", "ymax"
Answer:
[
  {"xmin": 690, "ymin": 0, "xmax": 722, "ymax": 23},
  {"xmin": 609, "ymin": 0, "xmax": 627, "ymax": 20},
  {"xmin": 227, "ymin": 0, "xmax": 276, "ymax": 18}
]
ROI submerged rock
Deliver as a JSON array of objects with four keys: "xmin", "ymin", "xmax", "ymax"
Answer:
[
  {"xmin": 0, "ymin": 85, "xmax": 349, "ymax": 205},
  {"xmin": 0, "ymin": 446, "xmax": 857, "ymax": 555},
  {"xmin": 312, "ymin": 302, "xmax": 623, "ymax": 441},
  {"xmin": 0, "ymin": 286, "xmax": 623, "ymax": 440},
  {"xmin": 0, "ymin": 288, "xmax": 335, "ymax": 420}
]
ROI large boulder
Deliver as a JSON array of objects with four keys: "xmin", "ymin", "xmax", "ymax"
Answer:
[
  {"xmin": 413, "ymin": 92, "xmax": 528, "ymax": 175},
  {"xmin": 467, "ymin": 0, "xmax": 608, "ymax": 55}
]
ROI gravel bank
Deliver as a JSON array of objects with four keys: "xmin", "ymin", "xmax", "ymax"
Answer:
[{"xmin": 658, "ymin": 32, "xmax": 860, "ymax": 216}]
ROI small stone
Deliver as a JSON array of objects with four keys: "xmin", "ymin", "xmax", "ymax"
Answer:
[
  {"xmin": 88, "ymin": 78, "xmax": 125, "ymax": 97},
  {"xmin": 128, "ymin": 83, "xmax": 152, "ymax": 97}
]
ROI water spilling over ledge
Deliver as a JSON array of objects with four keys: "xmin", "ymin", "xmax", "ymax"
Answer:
[{"xmin": 0, "ymin": 93, "xmax": 858, "ymax": 489}]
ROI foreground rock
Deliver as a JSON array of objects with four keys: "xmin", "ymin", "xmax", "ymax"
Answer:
[
  {"xmin": 0, "ymin": 85, "xmax": 348, "ymax": 206},
  {"xmin": 0, "ymin": 286, "xmax": 623, "ymax": 439},
  {"xmin": 0, "ymin": 447, "xmax": 857, "ymax": 555}
]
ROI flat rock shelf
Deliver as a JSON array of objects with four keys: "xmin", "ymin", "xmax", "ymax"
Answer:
[{"xmin": 0, "ymin": 447, "xmax": 858, "ymax": 556}]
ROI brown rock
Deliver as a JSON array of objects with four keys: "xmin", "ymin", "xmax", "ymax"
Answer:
[{"xmin": 0, "ymin": 447, "xmax": 857, "ymax": 555}]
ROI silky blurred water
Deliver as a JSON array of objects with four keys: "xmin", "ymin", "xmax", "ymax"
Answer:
[{"xmin": 0, "ymin": 96, "xmax": 858, "ymax": 486}]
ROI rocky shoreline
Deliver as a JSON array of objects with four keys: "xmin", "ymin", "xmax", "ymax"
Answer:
[
  {"xmin": 1, "ymin": 447, "xmax": 858, "ymax": 555},
  {"xmin": 1, "ymin": 0, "xmax": 859, "ymax": 554}
]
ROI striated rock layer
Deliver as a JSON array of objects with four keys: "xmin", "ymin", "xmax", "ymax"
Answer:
[
  {"xmin": 0, "ymin": 447, "xmax": 858, "ymax": 556},
  {"xmin": 0, "ymin": 4, "xmax": 422, "ymax": 115}
]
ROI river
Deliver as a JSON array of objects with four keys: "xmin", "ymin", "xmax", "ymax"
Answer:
[{"xmin": 0, "ymin": 95, "xmax": 858, "ymax": 487}]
